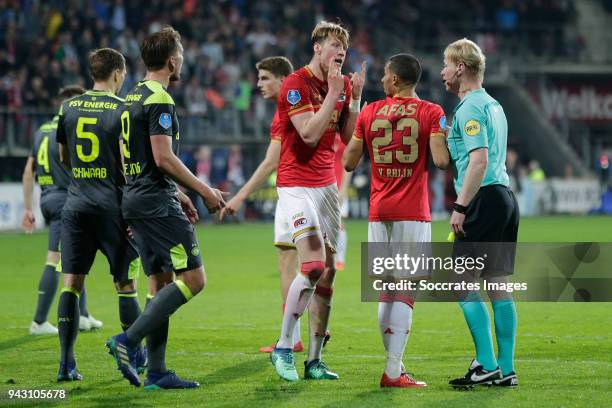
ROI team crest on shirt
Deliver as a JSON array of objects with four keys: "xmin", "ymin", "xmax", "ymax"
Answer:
[
  {"xmin": 287, "ymin": 90, "xmax": 301, "ymax": 105},
  {"xmin": 464, "ymin": 119, "xmax": 481, "ymax": 136},
  {"xmin": 439, "ymin": 115, "xmax": 448, "ymax": 130},
  {"xmin": 159, "ymin": 113, "xmax": 172, "ymax": 130},
  {"xmin": 338, "ymin": 92, "xmax": 346, "ymax": 102}
]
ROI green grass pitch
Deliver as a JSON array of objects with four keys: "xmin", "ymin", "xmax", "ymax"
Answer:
[{"xmin": 0, "ymin": 216, "xmax": 611, "ymax": 407}]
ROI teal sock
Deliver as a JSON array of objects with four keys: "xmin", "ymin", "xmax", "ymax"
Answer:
[
  {"xmin": 492, "ymin": 299, "xmax": 517, "ymax": 375},
  {"xmin": 459, "ymin": 293, "xmax": 497, "ymax": 371}
]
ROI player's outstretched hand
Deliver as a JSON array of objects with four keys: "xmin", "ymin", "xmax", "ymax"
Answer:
[
  {"xmin": 178, "ymin": 191, "xmax": 199, "ymax": 224},
  {"xmin": 349, "ymin": 61, "xmax": 367, "ymax": 100},
  {"xmin": 204, "ymin": 188, "xmax": 228, "ymax": 214},
  {"xmin": 218, "ymin": 196, "xmax": 243, "ymax": 220},
  {"xmin": 328, "ymin": 59, "xmax": 345, "ymax": 95},
  {"xmin": 22, "ymin": 209, "xmax": 35, "ymax": 234}
]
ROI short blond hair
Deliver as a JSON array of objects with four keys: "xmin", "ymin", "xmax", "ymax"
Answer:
[
  {"xmin": 444, "ymin": 38, "xmax": 486, "ymax": 81},
  {"xmin": 311, "ymin": 21, "xmax": 349, "ymax": 50}
]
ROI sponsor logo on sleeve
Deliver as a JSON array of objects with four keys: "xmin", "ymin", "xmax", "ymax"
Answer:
[
  {"xmin": 287, "ymin": 90, "xmax": 301, "ymax": 105},
  {"xmin": 464, "ymin": 119, "xmax": 481, "ymax": 136},
  {"xmin": 293, "ymin": 217, "xmax": 307, "ymax": 228},
  {"xmin": 159, "ymin": 113, "xmax": 172, "ymax": 130}
]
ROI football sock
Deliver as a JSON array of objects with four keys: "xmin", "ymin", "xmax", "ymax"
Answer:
[
  {"xmin": 146, "ymin": 296, "xmax": 169, "ymax": 373},
  {"xmin": 58, "ymin": 288, "xmax": 80, "ymax": 364},
  {"xmin": 336, "ymin": 229, "xmax": 347, "ymax": 265},
  {"xmin": 384, "ymin": 301, "xmax": 412, "ymax": 378},
  {"xmin": 118, "ymin": 291, "xmax": 141, "ymax": 331},
  {"xmin": 492, "ymin": 299, "xmax": 517, "ymax": 375},
  {"xmin": 125, "ymin": 281, "xmax": 190, "ymax": 346},
  {"xmin": 377, "ymin": 301, "xmax": 393, "ymax": 352},
  {"xmin": 293, "ymin": 318, "xmax": 301, "ymax": 345},
  {"xmin": 33, "ymin": 263, "xmax": 59, "ymax": 324},
  {"xmin": 277, "ymin": 274, "xmax": 316, "ymax": 349},
  {"xmin": 283, "ymin": 304, "xmax": 302, "ymax": 345},
  {"xmin": 78, "ymin": 285, "xmax": 89, "ymax": 317},
  {"xmin": 307, "ymin": 285, "xmax": 332, "ymax": 362},
  {"xmin": 460, "ymin": 293, "xmax": 498, "ymax": 371}
]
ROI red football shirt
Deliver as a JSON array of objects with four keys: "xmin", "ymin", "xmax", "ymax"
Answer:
[
  {"xmin": 353, "ymin": 96, "xmax": 446, "ymax": 222},
  {"xmin": 276, "ymin": 66, "xmax": 351, "ymax": 187},
  {"xmin": 270, "ymin": 109, "xmax": 281, "ymax": 142}
]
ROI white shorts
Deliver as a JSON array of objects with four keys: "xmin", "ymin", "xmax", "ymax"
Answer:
[
  {"xmin": 340, "ymin": 198, "xmax": 349, "ymax": 219},
  {"xmin": 368, "ymin": 220, "xmax": 431, "ymax": 243},
  {"xmin": 274, "ymin": 200, "xmax": 294, "ymax": 248},
  {"xmin": 368, "ymin": 220, "xmax": 432, "ymax": 282},
  {"xmin": 276, "ymin": 183, "xmax": 340, "ymax": 251}
]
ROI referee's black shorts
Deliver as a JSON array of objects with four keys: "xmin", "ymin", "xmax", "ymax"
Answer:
[{"xmin": 453, "ymin": 184, "xmax": 520, "ymax": 277}]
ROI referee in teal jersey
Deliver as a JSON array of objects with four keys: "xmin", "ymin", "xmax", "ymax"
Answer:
[{"xmin": 441, "ymin": 38, "xmax": 519, "ymax": 389}]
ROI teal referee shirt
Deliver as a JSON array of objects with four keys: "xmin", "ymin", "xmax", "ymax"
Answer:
[{"xmin": 447, "ymin": 88, "xmax": 510, "ymax": 194}]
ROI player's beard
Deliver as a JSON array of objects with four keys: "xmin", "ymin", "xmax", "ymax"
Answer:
[{"xmin": 169, "ymin": 60, "xmax": 181, "ymax": 82}]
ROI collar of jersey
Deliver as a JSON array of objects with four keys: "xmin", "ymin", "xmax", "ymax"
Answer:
[
  {"xmin": 303, "ymin": 66, "xmax": 326, "ymax": 86},
  {"xmin": 390, "ymin": 95, "xmax": 419, "ymax": 102},
  {"xmin": 140, "ymin": 79, "xmax": 167, "ymax": 89},
  {"xmin": 453, "ymin": 87, "xmax": 486, "ymax": 113},
  {"xmin": 86, "ymin": 90, "xmax": 115, "ymax": 97}
]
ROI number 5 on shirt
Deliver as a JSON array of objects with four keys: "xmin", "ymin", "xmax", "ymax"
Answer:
[{"xmin": 76, "ymin": 117, "xmax": 99, "ymax": 162}]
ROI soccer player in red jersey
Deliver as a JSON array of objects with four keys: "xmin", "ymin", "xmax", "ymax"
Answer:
[
  {"xmin": 219, "ymin": 56, "xmax": 304, "ymax": 353},
  {"xmin": 270, "ymin": 21, "xmax": 366, "ymax": 381},
  {"xmin": 344, "ymin": 53, "xmax": 449, "ymax": 388}
]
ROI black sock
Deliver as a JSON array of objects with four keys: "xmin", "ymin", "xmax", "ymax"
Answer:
[
  {"xmin": 33, "ymin": 264, "xmax": 59, "ymax": 324},
  {"xmin": 57, "ymin": 290, "xmax": 79, "ymax": 364},
  {"xmin": 145, "ymin": 297, "xmax": 169, "ymax": 373},
  {"xmin": 125, "ymin": 282, "xmax": 190, "ymax": 346},
  {"xmin": 78, "ymin": 285, "xmax": 89, "ymax": 317},
  {"xmin": 118, "ymin": 291, "xmax": 141, "ymax": 331}
]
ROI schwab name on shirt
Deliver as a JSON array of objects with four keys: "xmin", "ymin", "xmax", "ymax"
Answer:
[{"xmin": 72, "ymin": 167, "xmax": 107, "ymax": 179}]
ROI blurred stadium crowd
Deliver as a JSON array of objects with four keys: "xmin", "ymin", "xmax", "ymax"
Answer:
[
  {"xmin": 0, "ymin": 0, "xmax": 610, "ymax": 219},
  {"xmin": 0, "ymin": 0, "xmax": 584, "ymax": 113}
]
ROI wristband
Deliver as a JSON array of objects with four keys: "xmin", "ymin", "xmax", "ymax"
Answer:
[
  {"xmin": 349, "ymin": 98, "xmax": 361, "ymax": 113},
  {"xmin": 453, "ymin": 202, "xmax": 468, "ymax": 214}
]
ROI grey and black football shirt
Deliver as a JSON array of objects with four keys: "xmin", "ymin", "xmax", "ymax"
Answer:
[
  {"xmin": 56, "ymin": 90, "xmax": 126, "ymax": 214},
  {"xmin": 121, "ymin": 80, "xmax": 183, "ymax": 219},
  {"xmin": 31, "ymin": 115, "xmax": 71, "ymax": 198}
]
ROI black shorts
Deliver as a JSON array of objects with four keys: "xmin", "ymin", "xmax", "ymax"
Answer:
[
  {"xmin": 453, "ymin": 185, "xmax": 520, "ymax": 277},
  {"xmin": 41, "ymin": 193, "xmax": 66, "ymax": 252},
  {"xmin": 128, "ymin": 215, "xmax": 202, "ymax": 276},
  {"xmin": 60, "ymin": 210, "xmax": 141, "ymax": 282}
]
